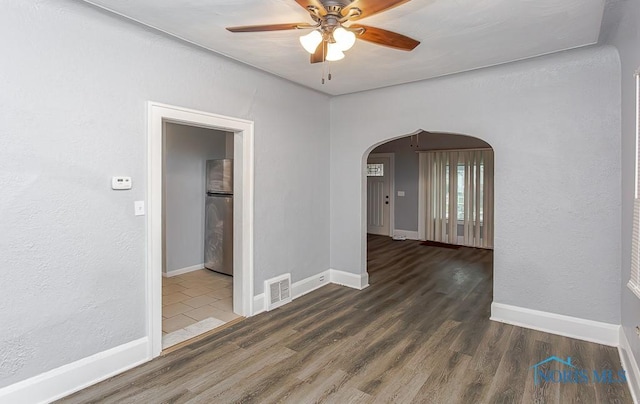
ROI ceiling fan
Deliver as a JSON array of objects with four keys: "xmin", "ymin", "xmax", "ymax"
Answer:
[{"xmin": 226, "ymin": 0, "xmax": 420, "ymax": 64}]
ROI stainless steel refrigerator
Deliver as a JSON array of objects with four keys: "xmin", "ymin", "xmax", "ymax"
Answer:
[{"xmin": 204, "ymin": 159, "xmax": 233, "ymax": 275}]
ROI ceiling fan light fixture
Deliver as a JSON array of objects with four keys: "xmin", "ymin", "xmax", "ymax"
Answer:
[
  {"xmin": 299, "ymin": 30, "xmax": 322, "ymax": 54},
  {"xmin": 333, "ymin": 27, "xmax": 356, "ymax": 51},
  {"xmin": 326, "ymin": 42, "xmax": 345, "ymax": 61}
]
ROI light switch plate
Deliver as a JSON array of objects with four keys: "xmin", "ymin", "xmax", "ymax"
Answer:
[
  {"xmin": 112, "ymin": 176, "xmax": 132, "ymax": 190},
  {"xmin": 134, "ymin": 201, "xmax": 145, "ymax": 216}
]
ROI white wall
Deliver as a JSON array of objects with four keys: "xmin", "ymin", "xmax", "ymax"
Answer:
[
  {"xmin": 0, "ymin": 0, "xmax": 329, "ymax": 389},
  {"xmin": 604, "ymin": 0, "xmax": 640, "ymax": 381},
  {"xmin": 164, "ymin": 123, "xmax": 227, "ymax": 274},
  {"xmin": 330, "ymin": 46, "xmax": 621, "ymax": 324},
  {"xmin": 371, "ymin": 133, "xmax": 490, "ymax": 232}
]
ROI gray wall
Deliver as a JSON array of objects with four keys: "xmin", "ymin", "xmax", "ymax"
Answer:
[
  {"xmin": 0, "ymin": 0, "xmax": 329, "ymax": 388},
  {"xmin": 0, "ymin": 0, "xmax": 635, "ymax": 393},
  {"xmin": 372, "ymin": 133, "xmax": 490, "ymax": 232},
  {"xmin": 604, "ymin": 0, "xmax": 640, "ymax": 376},
  {"xmin": 330, "ymin": 46, "xmax": 621, "ymax": 325},
  {"xmin": 164, "ymin": 123, "xmax": 227, "ymax": 274}
]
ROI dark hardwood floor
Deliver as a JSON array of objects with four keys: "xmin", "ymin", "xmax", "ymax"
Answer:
[{"xmin": 59, "ymin": 235, "xmax": 632, "ymax": 403}]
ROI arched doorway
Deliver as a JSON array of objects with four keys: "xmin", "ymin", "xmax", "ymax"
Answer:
[
  {"xmin": 366, "ymin": 131, "xmax": 493, "ymax": 244},
  {"xmin": 364, "ymin": 130, "xmax": 494, "ymax": 300}
]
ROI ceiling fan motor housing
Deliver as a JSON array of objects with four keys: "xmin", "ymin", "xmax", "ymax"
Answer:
[{"xmin": 322, "ymin": 0, "xmax": 356, "ymax": 10}]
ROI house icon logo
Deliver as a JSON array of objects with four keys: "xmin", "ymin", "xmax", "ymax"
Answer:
[{"xmin": 530, "ymin": 356, "xmax": 576, "ymax": 385}]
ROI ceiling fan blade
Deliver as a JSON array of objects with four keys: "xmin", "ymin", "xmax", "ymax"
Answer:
[
  {"xmin": 350, "ymin": 24, "xmax": 419, "ymax": 50},
  {"xmin": 310, "ymin": 41, "xmax": 327, "ymax": 64},
  {"xmin": 343, "ymin": 0, "xmax": 411, "ymax": 21},
  {"xmin": 227, "ymin": 23, "xmax": 313, "ymax": 33},
  {"xmin": 294, "ymin": 0, "xmax": 327, "ymax": 15}
]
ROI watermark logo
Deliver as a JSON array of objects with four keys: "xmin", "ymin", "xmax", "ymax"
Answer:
[{"xmin": 530, "ymin": 356, "xmax": 626, "ymax": 385}]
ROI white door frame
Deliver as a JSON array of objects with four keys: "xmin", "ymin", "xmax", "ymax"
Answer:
[
  {"xmin": 367, "ymin": 152, "xmax": 395, "ymax": 236},
  {"xmin": 147, "ymin": 102, "xmax": 254, "ymax": 358}
]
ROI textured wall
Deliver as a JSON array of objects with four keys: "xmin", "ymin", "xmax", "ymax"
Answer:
[
  {"xmin": 372, "ymin": 134, "xmax": 491, "ymax": 232},
  {"xmin": 330, "ymin": 46, "xmax": 621, "ymax": 324},
  {"xmin": 0, "ymin": 0, "xmax": 329, "ymax": 388},
  {"xmin": 164, "ymin": 123, "xmax": 227, "ymax": 273}
]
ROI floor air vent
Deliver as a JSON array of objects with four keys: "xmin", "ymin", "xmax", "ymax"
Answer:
[{"xmin": 265, "ymin": 274, "xmax": 292, "ymax": 311}]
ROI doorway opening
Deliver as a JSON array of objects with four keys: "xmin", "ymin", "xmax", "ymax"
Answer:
[
  {"xmin": 366, "ymin": 131, "xmax": 494, "ymax": 244},
  {"xmin": 160, "ymin": 122, "xmax": 240, "ymax": 349},
  {"xmin": 147, "ymin": 102, "xmax": 254, "ymax": 358},
  {"xmin": 364, "ymin": 131, "xmax": 494, "ymax": 297},
  {"xmin": 366, "ymin": 153, "xmax": 394, "ymax": 237}
]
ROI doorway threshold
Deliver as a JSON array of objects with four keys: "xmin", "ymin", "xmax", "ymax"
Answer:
[{"xmin": 162, "ymin": 316, "xmax": 245, "ymax": 355}]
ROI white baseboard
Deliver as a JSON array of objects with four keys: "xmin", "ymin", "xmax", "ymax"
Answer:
[
  {"xmin": 491, "ymin": 302, "xmax": 620, "ymax": 347},
  {"xmin": 291, "ymin": 270, "xmax": 331, "ymax": 299},
  {"xmin": 393, "ymin": 229, "xmax": 420, "ymax": 240},
  {"xmin": 0, "ymin": 337, "xmax": 149, "ymax": 404},
  {"xmin": 330, "ymin": 269, "xmax": 369, "ymax": 290},
  {"xmin": 252, "ymin": 269, "xmax": 368, "ymax": 314},
  {"xmin": 619, "ymin": 328, "xmax": 640, "ymax": 404},
  {"xmin": 163, "ymin": 263, "xmax": 204, "ymax": 278},
  {"xmin": 253, "ymin": 294, "xmax": 265, "ymax": 316}
]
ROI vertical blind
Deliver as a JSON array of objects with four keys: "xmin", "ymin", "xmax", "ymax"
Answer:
[
  {"xmin": 418, "ymin": 149, "xmax": 494, "ymax": 248},
  {"xmin": 629, "ymin": 72, "xmax": 640, "ymax": 298}
]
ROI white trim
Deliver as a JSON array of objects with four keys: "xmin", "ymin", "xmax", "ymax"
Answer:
[
  {"xmin": 330, "ymin": 268, "xmax": 369, "ymax": 290},
  {"xmin": 417, "ymin": 155, "xmax": 426, "ymax": 241},
  {"xmin": 619, "ymin": 328, "xmax": 640, "ymax": 404},
  {"xmin": 0, "ymin": 338, "xmax": 148, "ymax": 404},
  {"xmin": 490, "ymin": 302, "xmax": 620, "ymax": 346},
  {"xmin": 253, "ymin": 294, "xmax": 266, "ymax": 315},
  {"xmin": 393, "ymin": 229, "xmax": 420, "ymax": 240},
  {"xmin": 635, "ymin": 73, "xmax": 639, "ymax": 199},
  {"xmin": 367, "ymin": 153, "xmax": 395, "ymax": 237},
  {"xmin": 148, "ymin": 102, "xmax": 254, "ymax": 359},
  {"xmin": 252, "ymin": 269, "xmax": 365, "ymax": 314},
  {"xmin": 629, "ymin": 281, "xmax": 640, "ymax": 301},
  {"xmin": 292, "ymin": 269, "xmax": 331, "ymax": 298},
  {"xmin": 162, "ymin": 263, "xmax": 204, "ymax": 278}
]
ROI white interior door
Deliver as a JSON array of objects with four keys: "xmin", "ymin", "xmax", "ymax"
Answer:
[{"xmin": 367, "ymin": 156, "xmax": 391, "ymax": 236}]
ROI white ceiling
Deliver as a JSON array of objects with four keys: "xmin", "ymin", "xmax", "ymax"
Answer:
[{"xmin": 83, "ymin": 0, "xmax": 605, "ymax": 95}]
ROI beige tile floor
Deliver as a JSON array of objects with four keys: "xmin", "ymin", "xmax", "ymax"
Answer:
[{"xmin": 162, "ymin": 269, "xmax": 240, "ymax": 336}]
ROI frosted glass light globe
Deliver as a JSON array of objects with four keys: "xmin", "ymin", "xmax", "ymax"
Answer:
[
  {"xmin": 333, "ymin": 27, "xmax": 356, "ymax": 51},
  {"xmin": 299, "ymin": 30, "xmax": 322, "ymax": 54},
  {"xmin": 326, "ymin": 42, "xmax": 345, "ymax": 61}
]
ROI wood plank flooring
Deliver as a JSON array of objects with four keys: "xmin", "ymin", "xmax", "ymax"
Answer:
[{"xmin": 59, "ymin": 235, "xmax": 632, "ymax": 403}]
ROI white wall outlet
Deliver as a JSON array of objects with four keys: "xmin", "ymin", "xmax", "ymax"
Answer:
[
  {"xmin": 112, "ymin": 176, "xmax": 132, "ymax": 190},
  {"xmin": 319, "ymin": 275, "xmax": 325, "ymax": 282},
  {"xmin": 397, "ymin": 191, "xmax": 405, "ymax": 197},
  {"xmin": 134, "ymin": 201, "xmax": 145, "ymax": 216}
]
